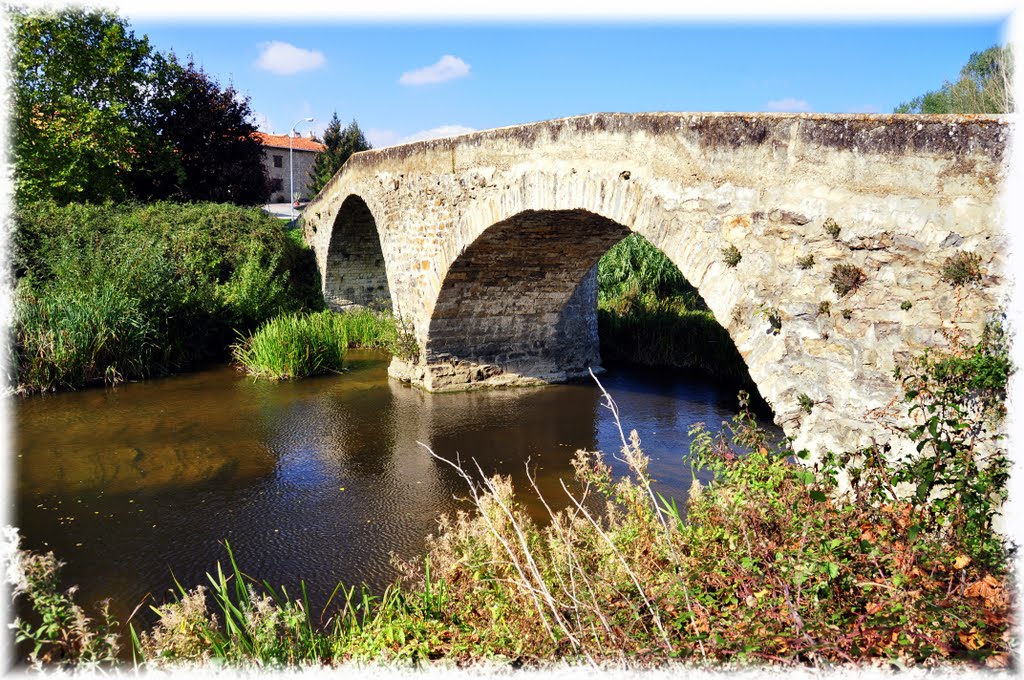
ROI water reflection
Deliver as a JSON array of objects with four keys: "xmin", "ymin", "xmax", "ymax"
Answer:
[{"xmin": 13, "ymin": 351, "xmax": 775, "ymax": 628}]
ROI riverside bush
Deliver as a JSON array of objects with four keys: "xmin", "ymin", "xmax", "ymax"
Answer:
[{"xmin": 11, "ymin": 200, "xmax": 323, "ymax": 391}]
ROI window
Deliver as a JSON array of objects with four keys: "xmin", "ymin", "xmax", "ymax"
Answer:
[{"xmin": 273, "ymin": 155, "xmax": 283, "ymax": 168}]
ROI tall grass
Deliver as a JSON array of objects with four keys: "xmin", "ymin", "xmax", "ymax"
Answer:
[
  {"xmin": 231, "ymin": 311, "xmax": 349, "ymax": 380},
  {"xmin": 11, "ymin": 200, "xmax": 324, "ymax": 392},
  {"xmin": 231, "ymin": 308, "xmax": 398, "ymax": 380}
]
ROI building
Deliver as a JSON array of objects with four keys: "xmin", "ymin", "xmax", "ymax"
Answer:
[{"xmin": 254, "ymin": 132, "xmax": 326, "ymax": 204}]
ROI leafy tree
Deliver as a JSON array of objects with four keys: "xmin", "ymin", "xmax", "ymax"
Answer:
[
  {"xmin": 140, "ymin": 55, "xmax": 270, "ymax": 204},
  {"xmin": 11, "ymin": 7, "xmax": 157, "ymax": 204},
  {"xmin": 895, "ymin": 44, "xmax": 1014, "ymax": 114},
  {"xmin": 307, "ymin": 113, "xmax": 372, "ymax": 197}
]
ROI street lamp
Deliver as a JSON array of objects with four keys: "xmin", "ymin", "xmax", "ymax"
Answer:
[{"xmin": 290, "ymin": 117, "xmax": 314, "ymax": 222}]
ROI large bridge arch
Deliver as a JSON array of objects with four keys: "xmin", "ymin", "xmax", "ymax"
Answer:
[
  {"xmin": 302, "ymin": 112, "xmax": 1010, "ymax": 458},
  {"xmin": 322, "ymin": 194, "xmax": 393, "ymax": 310}
]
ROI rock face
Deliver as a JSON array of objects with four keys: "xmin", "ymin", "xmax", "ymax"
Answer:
[{"xmin": 301, "ymin": 112, "xmax": 1011, "ymax": 460}]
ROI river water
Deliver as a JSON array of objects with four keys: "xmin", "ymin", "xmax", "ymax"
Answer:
[{"xmin": 12, "ymin": 351, "xmax": 774, "ymax": 626}]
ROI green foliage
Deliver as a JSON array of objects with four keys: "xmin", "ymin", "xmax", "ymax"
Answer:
[
  {"xmin": 797, "ymin": 393, "xmax": 814, "ymax": 414},
  {"xmin": 232, "ymin": 308, "xmax": 400, "ymax": 380},
  {"xmin": 895, "ymin": 320, "xmax": 1010, "ymax": 568},
  {"xmin": 6, "ymin": 532, "xmax": 120, "ymax": 667},
  {"xmin": 894, "ymin": 45, "xmax": 1014, "ymax": 114},
  {"xmin": 901, "ymin": 300, "xmax": 913, "ymax": 311},
  {"xmin": 817, "ymin": 301, "xmax": 831, "ymax": 316},
  {"xmin": 598, "ymin": 291, "xmax": 751, "ymax": 383},
  {"xmin": 796, "ymin": 254, "xmax": 815, "ymax": 270},
  {"xmin": 941, "ymin": 251, "xmax": 983, "ymax": 287},
  {"xmin": 758, "ymin": 305, "xmax": 782, "ymax": 335},
  {"xmin": 11, "ymin": 7, "xmax": 269, "ymax": 206},
  {"xmin": 11, "ymin": 201, "xmax": 323, "ymax": 391},
  {"xmin": 597, "ymin": 233, "xmax": 702, "ymax": 306},
  {"xmin": 830, "ymin": 263, "xmax": 866, "ymax": 297},
  {"xmin": 823, "ymin": 217, "xmax": 841, "ymax": 240},
  {"xmin": 307, "ymin": 113, "xmax": 373, "ymax": 198},
  {"xmin": 11, "ymin": 7, "xmax": 156, "ymax": 204},
  {"xmin": 841, "ymin": 308, "xmax": 853, "ymax": 320},
  {"xmin": 721, "ymin": 244, "xmax": 742, "ymax": 267}
]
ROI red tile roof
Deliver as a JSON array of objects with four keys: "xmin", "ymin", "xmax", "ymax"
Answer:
[{"xmin": 254, "ymin": 131, "xmax": 326, "ymax": 153}]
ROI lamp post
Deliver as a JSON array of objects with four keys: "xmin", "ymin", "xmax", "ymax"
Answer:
[{"xmin": 290, "ymin": 117, "xmax": 314, "ymax": 222}]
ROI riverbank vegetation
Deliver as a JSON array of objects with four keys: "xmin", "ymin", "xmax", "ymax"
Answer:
[
  {"xmin": 231, "ymin": 308, "xmax": 398, "ymax": 380},
  {"xmin": 6, "ymin": 322, "xmax": 1012, "ymax": 670},
  {"xmin": 597, "ymin": 234, "xmax": 751, "ymax": 384},
  {"xmin": 10, "ymin": 201, "xmax": 323, "ymax": 392}
]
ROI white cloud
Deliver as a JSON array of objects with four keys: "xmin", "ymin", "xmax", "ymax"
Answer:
[
  {"xmin": 399, "ymin": 55, "xmax": 470, "ymax": 86},
  {"xmin": 399, "ymin": 125, "xmax": 477, "ymax": 144},
  {"xmin": 765, "ymin": 97, "xmax": 813, "ymax": 112},
  {"xmin": 255, "ymin": 41, "xmax": 326, "ymax": 75}
]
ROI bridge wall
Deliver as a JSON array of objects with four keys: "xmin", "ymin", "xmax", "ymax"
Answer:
[{"xmin": 301, "ymin": 112, "xmax": 1010, "ymax": 459}]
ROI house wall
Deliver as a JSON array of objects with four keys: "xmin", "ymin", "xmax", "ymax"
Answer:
[{"xmin": 263, "ymin": 147, "xmax": 319, "ymax": 203}]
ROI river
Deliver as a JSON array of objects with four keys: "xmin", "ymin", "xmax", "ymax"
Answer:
[{"xmin": 11, "ymin": 350, "xmax": 776, "ymax": 628}]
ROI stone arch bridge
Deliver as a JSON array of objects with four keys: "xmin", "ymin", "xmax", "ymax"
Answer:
[{"xmin": 301, "ymin": 112, "xmax": 1010, "ymax": 458}]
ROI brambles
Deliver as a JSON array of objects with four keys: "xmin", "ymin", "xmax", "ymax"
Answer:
[
  {"xmin": 830, "ymin": 263, "xmax": 866, "ymax": 297},
  {"xmin": 796, "ymin": 254, "xmax": 815, "ymax": 269},
  {"xmin": 941, "ymin": 251, "xmax": 983, "ymax": 286},
  {"xmin": 823, "ymin": 217, "xmax": 841, "ymax": 239},
  {"xmin": 798, "ymin": 392, "xmax": 814, "ymax": 414},
  {"xmin": 721, "ymin": 244, "xmax": 742, "ymax": 267}
]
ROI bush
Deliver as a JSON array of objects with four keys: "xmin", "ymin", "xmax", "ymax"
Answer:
[{"xmin": 10, "ymin": 200, "xmax": 324, "ymax": 391}]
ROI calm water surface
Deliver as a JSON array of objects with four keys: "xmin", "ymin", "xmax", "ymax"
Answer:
[{"xmin": 13, "ymin": 351, "xmax": 775, "ymax": 626}]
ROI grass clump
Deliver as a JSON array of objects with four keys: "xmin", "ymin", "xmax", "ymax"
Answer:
[
  {"xmin": 823, "ymin": 217, "xmax": 841, "ymax": 239},
  {"xmin": 721, "ymin": 244, "xmax": 742, "ymax": 267},
  {"xmin": 797, "ymin": 392, "xmax": 814, "ymax": 413},
  {"xmin": 796, "ymin": 254, "xmax": 815, "ymax": 269},
  {"xmin": 817, "ymin": 301, "xmax": 831, "ymax": 317},
  {"xmin": 841, "ymin": 308, "xmax": 853, "ymax": 320},
  {"xmin": 941, "ymin": 251, "xmax": 983, "ymax": 287},
  {"xmin": 830, "ymin": 263, "xmax": 866, "ymax": 297},
  {"xmin": 232, "ymin": 308, "xmax": 400, "ymax": 380}
]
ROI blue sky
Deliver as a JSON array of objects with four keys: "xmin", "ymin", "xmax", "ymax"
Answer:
[{"xmin": 123, "ymin": 18, "xmax": 1010, "ymax": 147}]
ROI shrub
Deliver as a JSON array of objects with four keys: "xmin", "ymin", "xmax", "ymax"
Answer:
[
  {"xmin": 797, "ymin": 392, "xmax": 814, "ymax": 413},
  {"xmin": 796, "ymin": 254, "xmax": 815, "ymax": 269},
  {"xmin": 941, "ymin": 251, "xmax": 983, "ymax": 286},
  {"xmin": 11, "ymin": 200, "xmax": 324, "ymax": 391},
  {"xmin": 721, "ymin": 244, "xmax": 742, "ymax": 267},
  {"xmin": 823, "ymin": 217, "xmax": 841, "ymax": 239},
  {"xmin": 830, "ymin": 263, "xmax": 866, "ymax": 297},
  {"xmin": 901, "ymin": 300, "xmax": 913, "ymax": 311}
]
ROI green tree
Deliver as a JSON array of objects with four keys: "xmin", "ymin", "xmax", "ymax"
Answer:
[
  {"xmin": 307, "ymin": 113, "xmax": 372, "ymax": 197},
  {"xmin": 894, "ymin": 44, "xmax": 1014, "ymax": 114},
  {"xmin": 11, "ymin": 7, "xmax": 158, "ymax": 204}
]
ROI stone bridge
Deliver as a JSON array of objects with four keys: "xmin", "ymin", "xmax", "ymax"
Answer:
[{"xmin": 301, "ymin": 112, "xmax": 1010, "ymax": 458}]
